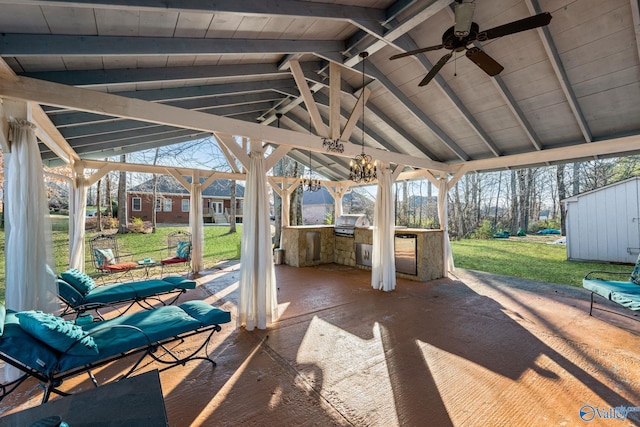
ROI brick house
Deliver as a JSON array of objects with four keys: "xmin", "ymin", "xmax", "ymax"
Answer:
[{"xmin": 128, "ymin": 175, "xmax": 244, "ymax": 224}]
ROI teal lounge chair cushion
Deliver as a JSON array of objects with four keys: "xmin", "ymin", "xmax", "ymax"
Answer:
[
  {"xmin": 582, "ymin": 279, "xmax": 640, "ymax": 300},
  {"xmin": 57, "ymin": 278, "xmax": 85, "ymax": 307},
  {"xmin": 0, "ymin": 309, "xmax": 60, "ymax": 375},
  {"xmin": 160, "ymin": 276, "xmax": 196, "ymax": 289},
  {"xmin": 57, "ymin": 302, "xmax": 218, "ymax": 372},
  {"xmin": 82, "ymin": 278, "xmax": 193, "ymax": 305},
  {"xmin": 60, "ymin": 269, "xmax": 96, "ymax": 296},
  {"xmin": 16, "ymin": 311, "xmax": 99, "ymax": 356},
  {"xmin": 180, "ymin": 300, "xmax": 232, "ymax": 326},
  {"xmin": 610, "ymin": 291, "xmax": 640, "ymax": 311}
]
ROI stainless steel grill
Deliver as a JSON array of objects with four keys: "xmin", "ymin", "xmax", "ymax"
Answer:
[{"xmin": 334, "ymin": 214, "xmax": 370, "ymax": 237}]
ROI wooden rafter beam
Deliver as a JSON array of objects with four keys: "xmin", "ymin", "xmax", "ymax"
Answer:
[{"xmin": 0, "ymin": 74, "xmax": 450, "ymax": 172}]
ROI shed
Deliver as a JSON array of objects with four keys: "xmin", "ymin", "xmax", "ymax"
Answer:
[{"xmin": 563, "ymin": 177, "xmax": 640, "ymax": 263}]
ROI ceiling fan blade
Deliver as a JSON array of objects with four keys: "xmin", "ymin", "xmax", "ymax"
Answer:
[
  {"xmin": 478, "ymin": 12, "xmax": 552, "ymax": 41},
  {"xmin": 390, "ymin": 44, "xmax": 444, "ymax": 60},
  {"xmin": 465, "ymin": 47, "xmax": 504, "ymax": 76},
  {"xmin": 419, "ymin": 52, "xmax": 453, "ymax": 86}
]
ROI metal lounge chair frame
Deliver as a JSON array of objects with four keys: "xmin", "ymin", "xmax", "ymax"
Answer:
[
  {"xmin": 0, "ymin": 301, "xmax": 231, "ymax": 403},
  {"xmin": 57, "ymin": 271, "xmax": 196, "ymax": 320},
  {"xmin": 582, "ymin": 270, "xmax": 640, "ymax": 321}
]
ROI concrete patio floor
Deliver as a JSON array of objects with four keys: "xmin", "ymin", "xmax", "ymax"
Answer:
[{"xmin": 1, "ymin": 262, "xmax": 639, "ymax": 426}]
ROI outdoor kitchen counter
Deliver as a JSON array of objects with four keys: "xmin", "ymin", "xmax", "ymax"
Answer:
[
  {"xmin": 281, "ymin": 225, "xmax": 335, "ymax": 267},
  {"xmin": 281, "ymin": 226, "xmax": 445, "ymax": 281}
]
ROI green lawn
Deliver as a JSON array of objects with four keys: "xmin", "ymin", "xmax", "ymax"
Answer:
[
  {"xmin": 0, "ymin": 217, "xmax": 243, "ymax": 303},
  {"xmin": 0, "ymin": 220, "xmax": 633, "ymax": 304},
  {"xmin": 450, "ymin": 237, "xmax": 632, "ymax": 287}
]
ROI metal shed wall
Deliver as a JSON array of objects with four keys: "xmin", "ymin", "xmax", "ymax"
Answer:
[{"xmin": 564, "ymin": 177, "xmax": 640, "ymax": 263}]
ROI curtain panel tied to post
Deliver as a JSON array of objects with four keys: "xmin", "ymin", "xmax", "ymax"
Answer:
[
  {"xmin": 5, "ymin": 119, "xmax": 58, "ymax": 381},
  {"xmin": 69, "ymin": 169, "xmax": 87, "ymax": 270},
  {"xmin": 5, "ymin": 119, "xmax": 58, "ymax": 313},
  {"xmin": 371, "ymin": 161, "xmax": 396, "ymax": 292},
  {"xmin": 438, "ymin": 178, "xmax": 455, "ymax": 275},
  {"xmin": 237, "ymin": 149, "xmax": 278, "ymax": 330}
]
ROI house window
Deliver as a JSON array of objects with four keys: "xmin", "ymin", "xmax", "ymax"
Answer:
[
  {"xmin": 132, "ymin": 197, "xmax": 141, "ymax": 211},
  {"xmin": 155, "ymin": 198, "xmax": 162, "ymax": 212},
  {"xmin": 182, "ymin": 199, "xmax": 189, "ymax": 212},
  {"xmin": 163, "ymin": 199, "xmax": 172, "ymax": 212}
]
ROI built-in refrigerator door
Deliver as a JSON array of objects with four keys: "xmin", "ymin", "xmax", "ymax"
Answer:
[{"xmin": 395, "ymin": 234, "xmax": 417, "ymax": 276}]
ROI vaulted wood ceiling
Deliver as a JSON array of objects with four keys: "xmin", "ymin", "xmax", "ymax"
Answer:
[{"xmin": 0, "ymin": 0, "xmax": 639, "ymax": 180}]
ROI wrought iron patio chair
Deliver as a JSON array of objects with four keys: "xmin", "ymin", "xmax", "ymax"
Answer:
[
  {"xmin": 160, "ymin": 231, "xmax": 192, "ymax": 277},
  {"xmin": 89, "ymin": 234, "xmax": 138, "ymax": 283}
]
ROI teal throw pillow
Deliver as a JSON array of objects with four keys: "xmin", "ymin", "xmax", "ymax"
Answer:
[
  {"xmin": 176, "ymin": 241, "xmax": 191, "ymax": 259},
  {"xmin": 60, "ymin": 269, "xmax": 96, "ymax": 296},
  {"xmin": 16, "ymin": 311, "xmax": 98, "ymax": 356},
  {"xmin": 94, "ymin": 248, "xmax": 115, "ymax": 268},
  {"xmin": 631, "ymin": 254, "xmax": 640, "ymax": 285},
  {"xmin": 179, "ymin": 301, "xmax": 231, "ymax": 326}
]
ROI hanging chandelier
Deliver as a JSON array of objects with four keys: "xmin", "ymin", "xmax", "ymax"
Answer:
[
  {"xmin": 349, "ymin": 51, "xmax": 377, "ymax": 183},
  {"xmin": 301, "ymin": 150, "xmax": 322, "ymax": 192},
  {"xmin": 302, "ymin": 114, "xmax": 321, "ymax": 192}
]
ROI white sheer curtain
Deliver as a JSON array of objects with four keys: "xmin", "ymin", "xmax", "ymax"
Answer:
[
  {"xmin": 371, "ymin": 161, "xmax": 396, "ymax": 292},
  {"xmin": 68, "ymin": 166, "xmax": 87, "ymax": 270},
  {"xmin": 189, "ymin": 174, "xmax": 204, "ymax": 274},
  {"xmin": 438, "ymin": 177, "xmax": 455, "ymax": 276},
  {"xmin": 5, "ymin": 119, "xmax": 58, "ymax": 313},
  {"xmin": 238, "ymin": 148, "xmax": 278, "ymax": 330}
]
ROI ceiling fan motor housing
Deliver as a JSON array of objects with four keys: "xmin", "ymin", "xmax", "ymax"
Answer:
[{"xmin": 443, "ymin": 22, "xmax": 480, "ymax": 51}]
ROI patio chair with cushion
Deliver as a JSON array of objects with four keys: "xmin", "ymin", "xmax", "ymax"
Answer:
[
  {"xmin": 161, "ymin": 231, "xmax": 192, "ymax": 277},
  {"xmin": 89, "ymin": 234, "xmax": 138, "ymax": 282},
  {"xmin": 57, "ymin": 268, "xmax": 197, "ymax": 320},
  {"xmin": 582, "ymin": 254, "xmax": 640, "ymax": 320},
  {"xmin": 0, "ymin": 300, "xmax": 231, "ymax": 403}
]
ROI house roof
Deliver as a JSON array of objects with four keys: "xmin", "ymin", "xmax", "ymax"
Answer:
[
  {"xmin": 129, "ymin": 175, "xmax": 245, "ymax": 198},
  {"xmin": 1, "ymin": 1, "xmax": 639, "ymax": 180},
  {"xmin": 562, "ymin": 176, "xmax": 640, "ymax": 203},
  {"xmin": 302, "ymin": 187, "xmax": 335, "ymax": 206}
]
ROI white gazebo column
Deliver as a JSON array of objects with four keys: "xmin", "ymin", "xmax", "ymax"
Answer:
[
  {"xmin": 68, "ymin": 160, "xmax": 87, "ymax": 270},
  {"xmin": 334, "ymin": 187, "xmax": 344, "ymax": 218},
  {"xmin": 189, "ymin": 170, "xmax": 204, "ymax": 274},
  {"xmin": 437, "ymin": 177, "xmax": 455, "ymax": 277},
  {"xmin": 281, "ymin": 178, "xmax": 290, "ymax": 227}
]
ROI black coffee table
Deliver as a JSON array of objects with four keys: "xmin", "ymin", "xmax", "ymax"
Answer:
[{"xmin": 0, "ymin": 370, "xmax": 168, "ymax": 427}]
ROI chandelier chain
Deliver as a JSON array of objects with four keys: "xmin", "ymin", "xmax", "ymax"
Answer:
[{"xmin": 349, "ymin": 51, "xmax": 376, "ymax": 183}]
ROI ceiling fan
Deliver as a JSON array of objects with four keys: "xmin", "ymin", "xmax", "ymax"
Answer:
[{"xmin": 389, "ymin": 1, "xmax": 552, "ymax": 87}]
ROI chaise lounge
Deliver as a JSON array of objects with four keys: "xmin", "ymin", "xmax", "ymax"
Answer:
[
  {"xmin": 582, "ymin": 257, "xmax": 640, "ymax": 319},
  {"xmin": 0, "ymin": 300, "xmax": 231, "ymax": 403},
  {"xmin": 57, "ymin": 269, "xmax": 196, "ymax": 319}
]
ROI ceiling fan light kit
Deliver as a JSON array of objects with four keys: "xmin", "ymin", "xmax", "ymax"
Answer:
[{"xmin": 390, "ymin": 3, "xmax": 552, "ymax": 87}]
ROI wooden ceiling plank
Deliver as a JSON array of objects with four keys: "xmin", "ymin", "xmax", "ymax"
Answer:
[{"xmin": 525, "ymin": 0, "xmax": 592, "ymax": 143}]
